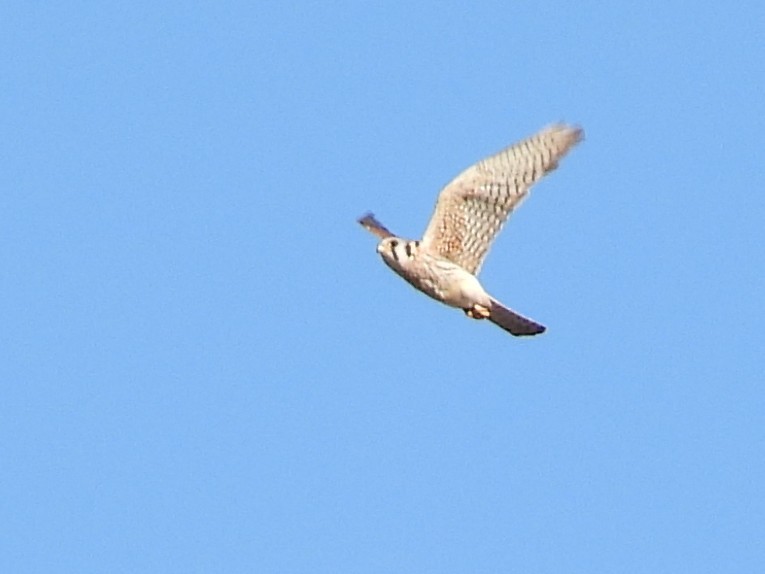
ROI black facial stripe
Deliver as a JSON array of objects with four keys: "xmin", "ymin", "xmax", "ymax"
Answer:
[
  {"xmin": 390, "ymin": 240, "xmax": 399, "ymax": 261},
  {"xmin": 405, "ymin": 242, "xmax": 414, "ymax": 258}
]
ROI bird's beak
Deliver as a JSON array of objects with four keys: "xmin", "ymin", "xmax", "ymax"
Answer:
[{"xmin": 376, "ymin": 243, "xmax": 385, "ymax": 254}]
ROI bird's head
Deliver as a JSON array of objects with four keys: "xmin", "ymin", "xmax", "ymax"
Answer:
[{"xmin": 376, "ymin": 236, "xmax": 419, "ymax": 273}]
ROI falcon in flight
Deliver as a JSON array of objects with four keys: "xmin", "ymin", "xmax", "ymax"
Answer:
[{"xmin": 358, "ymin": 123, "xmax": 583, "ymax": 336}]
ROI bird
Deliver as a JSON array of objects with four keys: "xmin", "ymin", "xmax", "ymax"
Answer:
[{"xmin": 358, "ymin": 123, "xmax": 583, "ymax": 337}]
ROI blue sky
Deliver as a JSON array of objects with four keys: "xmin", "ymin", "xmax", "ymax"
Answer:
[{"xmin": 1, "ymin": 2, "xmax": 763, "ymax": 572}]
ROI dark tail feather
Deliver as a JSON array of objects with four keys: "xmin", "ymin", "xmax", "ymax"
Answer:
[{"xmin": 489, "ymin": 299, "xmax": 546, "ymax": 337}]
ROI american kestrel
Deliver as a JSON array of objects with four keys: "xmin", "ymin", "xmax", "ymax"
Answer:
[{"xmin": 359, "ymin": 123, "xmax": 583, "ymax": 336}]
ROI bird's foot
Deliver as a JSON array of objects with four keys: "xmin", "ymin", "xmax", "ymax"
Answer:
[{"xmin": 464, "ymin": 304, "xmax": 491, "ymax": 320}]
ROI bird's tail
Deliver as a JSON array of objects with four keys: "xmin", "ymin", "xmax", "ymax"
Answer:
[{"xmin": 488, "ymin": 298, "xmax": 546, "ymax": 336}]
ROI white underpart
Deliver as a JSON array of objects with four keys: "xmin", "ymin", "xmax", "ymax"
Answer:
[{"xmin": 377, "ymin": 236, "xmax": 491, "ymax": 310}]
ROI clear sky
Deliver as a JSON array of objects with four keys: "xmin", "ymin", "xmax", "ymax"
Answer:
[{"xmin": 1, "ymin": 2, "xmax": 763, "ymax": 572}]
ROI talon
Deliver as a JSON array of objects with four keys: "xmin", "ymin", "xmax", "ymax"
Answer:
[
  {"xmin": 473, "ymin": 304, "xmax": 491, "ymax": 319},
  {"xmin": 465, "ymin": 304, "xmax": 491, "ymax": 320}
]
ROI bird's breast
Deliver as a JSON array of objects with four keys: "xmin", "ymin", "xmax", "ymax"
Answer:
[{"xmin": 385, "ymin": 253, "xmax": 487, "ymax": 309}]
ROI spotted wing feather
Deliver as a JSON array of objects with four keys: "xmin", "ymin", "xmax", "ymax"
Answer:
[{"xmin": 420, "ymin": 124, "xmax": 583, "ymax": 275}]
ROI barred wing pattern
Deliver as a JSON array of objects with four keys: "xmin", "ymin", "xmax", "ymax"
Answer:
[{"xmin": 420, "ymin": 124, "xmax": 583, "ymax": 275}]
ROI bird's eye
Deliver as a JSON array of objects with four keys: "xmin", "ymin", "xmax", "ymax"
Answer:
[{"xmin": 388, "ymin": 239, "xmax": 400, "ymax": 261}]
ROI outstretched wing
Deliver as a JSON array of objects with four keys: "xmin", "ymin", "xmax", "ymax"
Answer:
[
  {"xmin": 420, "ymin": 124, "xmax": 583, "ymax": 275},
  {"xmin": 357, "ymin": 212, "xmax": 394, "ymax": 239}
]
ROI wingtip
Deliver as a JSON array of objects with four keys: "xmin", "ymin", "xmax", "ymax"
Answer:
[
  {"xmin": 357, "ymin": 212, "xmax": 394, "ymax": 239},
  {"xmin": 547, "ymin": 122, "xmax": 585, "ymax": 143},
  {"xmin": 357, "ymin": 211, "xmax": 374, "ymax": 225}
]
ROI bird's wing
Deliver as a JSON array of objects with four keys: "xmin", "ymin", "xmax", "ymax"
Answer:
[
  {"xmin": 357, "ymin": 212, "xmax": 394, "ymax": 239},
  {"xmin": 420, "ymin": 124, "xmax": 583, "ymax": 275}
]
